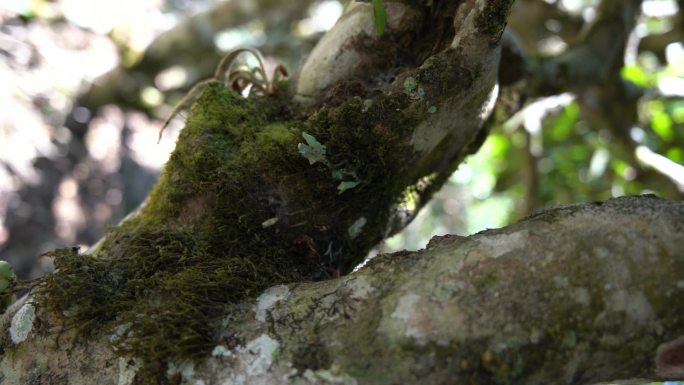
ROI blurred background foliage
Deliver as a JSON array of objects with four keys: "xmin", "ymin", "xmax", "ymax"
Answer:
[{"xmin": 0, "ymin": 0, "xmax": 682, "ymax": 279}]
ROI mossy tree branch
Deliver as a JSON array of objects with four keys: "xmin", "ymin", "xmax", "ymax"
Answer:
[
  {"xmin": 1, "ymin": 1, "xmax": 519, "ymax": 383},
  {"xmin": 2, "ymin": 196, "xmax": 684, "ymax": 384}
]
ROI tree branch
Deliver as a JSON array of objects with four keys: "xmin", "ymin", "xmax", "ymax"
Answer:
[
  {"xmin": 1, "ymin": 1, "xmax": 517, "ymax": 383},
  {"xmin": 2, "ymin": 196, "xmax": 683, "ymax": 384}
]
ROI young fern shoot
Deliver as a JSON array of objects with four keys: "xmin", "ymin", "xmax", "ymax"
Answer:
[{"xmin": 158, "ymin": 48, "xmax": 288, "ymax": 142}]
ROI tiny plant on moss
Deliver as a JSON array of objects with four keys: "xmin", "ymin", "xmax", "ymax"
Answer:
[
  {"xmin": 158, "ymin": 48, "xmax": 288, "ymax": 142},
  {"xmin": 347, "ymin": 216, "xmax": 367, "ymax": 239},
  {"xmin": 298, "ymin": 132, "xmax": 328, "ymax": 166},
  {"xmin": 298, "ymin": 132, "xmax": 362, "ymax": 194}
]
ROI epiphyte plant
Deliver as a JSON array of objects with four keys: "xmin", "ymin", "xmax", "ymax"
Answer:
[
  {"xmin": 158, "ymin": 47, "xmax": 288, "ymax": 141},
  {"xmin": 298, "ymin": 132, "xmax": 361, "ymax": 193}
]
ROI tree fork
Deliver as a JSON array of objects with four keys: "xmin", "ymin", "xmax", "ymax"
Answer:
[{"xmin": 1, "ymin": 1, "xmax": 515, "ymax": 383}]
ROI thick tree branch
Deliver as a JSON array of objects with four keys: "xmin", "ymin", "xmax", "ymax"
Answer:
[{"xmin": 2, "ymin": 196, "xmax": 683, "ymax": 384}]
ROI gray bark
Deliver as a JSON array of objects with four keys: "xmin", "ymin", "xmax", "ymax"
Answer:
[{"xmin": 2, "ymin": 195, "xmax": 683, "ymax": 385}]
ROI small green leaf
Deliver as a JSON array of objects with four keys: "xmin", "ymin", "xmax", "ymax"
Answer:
[
  {"xmin": 298, "ymin": 132, "xmax": 327, "ymax": 165},
  {"xmin": 371, "ymin": 0, "xmax": 387, "ymax": 36},
  {"xmin": 338, "ymin": 180, "xmax": 361, "ymax": 193},
  {"xmin": 331, "ymin": 168, "xmax": 360, "ymax": 193},
  {"xmin": 347, "ymin": 217, "xmax": 367, "ymax": 239},
  {"xmin": 332, "ymin": 168, "xmax": 357, "ymax": 180},
  {"xmin": 303, "ymin": 131, "xmax": 324, "ymax": 149}
]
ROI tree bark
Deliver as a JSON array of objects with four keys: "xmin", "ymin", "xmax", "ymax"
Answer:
[{"xmin": 2, "ymin": 195, "xmax": 683, "ymax": 384}]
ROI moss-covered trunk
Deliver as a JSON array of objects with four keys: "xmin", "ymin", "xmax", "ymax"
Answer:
[{"xmin": 1, "ymin": 0, "xmax": 515, "ymax": 383}]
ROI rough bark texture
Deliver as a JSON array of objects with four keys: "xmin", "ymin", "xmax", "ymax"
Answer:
[{"xmin": 1, "ymin": 195, "xmax": 683, "ymax": 384}]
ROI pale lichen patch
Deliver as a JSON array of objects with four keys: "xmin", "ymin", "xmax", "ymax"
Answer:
[
  {"xmin": 212, "ymin": 345, "xmax": 233, "ymax": 358},
  {"xmin": 573, "ymin": 287, "xmax": 590, "ymax": 305},
  {"xmin": 245, "ymin": 334, "xmax": 280, "ymax": 375},
  {"xmin": 391, "ymin": 293, "xmax": 422, "ymax": 324},
  {"xmin": 344, "ymin": 275, "xmax": 374, "ymax": 300},
  {"xmin": 553, "ymin": 276, "xmax": 569, "ymax": 288},
  {"xmin": 109, "ymin": 322, "xmax": 132, "ymax": 344},
  {"xmin": 476, "ymin": 230, "xmax": 528, "ymax": 259},
  {"xmin": 302, "ymin": 367, "xmax": 359, "ymax": 385},
  {"xmin": 605, "ymin": 290, "xmax": 654, "ymax": 325},
  {"xmin": 166, "ymin": 361, "xmax": 196, "ymax": 381},
  {"xmin": 382, "ymin": 292, "xmax": 466, "ymax": 345},
  {"xmin": 254, "ymin": 285, "xmax": 291, "ymax": 322},
  {"xmin": 117, "ymin": 358, "xmax": 140, "ymax": 385},
  {"xmin": 9, "ymin": 302, "xmax": 35, "ymax": 344},
  {"xmin": 220, "ymin": 334, "xmax": 281, "ymax": 385}
]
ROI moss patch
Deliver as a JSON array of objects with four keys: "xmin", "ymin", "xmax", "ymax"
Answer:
[{"xmin": 33, "ymin": 82, "xmax": 448, "ymax": 383}]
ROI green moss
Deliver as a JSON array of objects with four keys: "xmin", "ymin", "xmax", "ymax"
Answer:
[
  {"xmin": 35, "ymin": 85, "xmax": 315, "ymax": 383},
  {"xmin": 31, "ymin": 81, "xmax": 453, "ymax": 383}
]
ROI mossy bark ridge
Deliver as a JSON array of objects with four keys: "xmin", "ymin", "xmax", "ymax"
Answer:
[{"xmin": 30, "ymin": 0, "xmax": 514, "ymax": 382}]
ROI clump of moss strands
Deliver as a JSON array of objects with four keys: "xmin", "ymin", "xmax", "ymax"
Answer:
[
  {"xmin": 36, "ymin": 85, "xmax": 321, "ymax": 382},
  {"xmin": 33, "ymin": 82, "xmax": 436, "ymax": 383}
]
